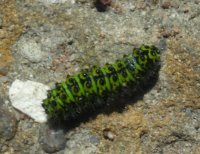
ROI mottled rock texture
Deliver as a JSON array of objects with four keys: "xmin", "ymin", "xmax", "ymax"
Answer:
[
  {"xmin": 0, "ymin": 0, "xmax": 199, "ymax": 153},
  {"xmin": 0, "ymin": 107, "xmax": 17, "ymax": 150}
]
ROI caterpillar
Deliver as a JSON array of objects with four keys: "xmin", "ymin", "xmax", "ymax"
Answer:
[{"xmin": 42, "ymin": 45, "xmax": 160, "ymax": 120}]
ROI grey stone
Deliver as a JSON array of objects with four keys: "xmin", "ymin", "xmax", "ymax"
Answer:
[
  {"xmin": 14, "ymin": 37, "xmax": 44, "ymax": 63},
  {"xmin": 0, "ymin": 108, "xmax": 17, "ymax": 140},
  {"xmin": 39, "ymin": 124, "xmax": 66, "ymax": 153},
  {"xmin": 0, "ymin": 16, "xmax": 2, "ymax": 27},
  {"xmin": 0, "ymin": 96, "xmax": 3, "ymax": 106},
  {"xmin": 65, "ymin": 129, "xmax": 99, "ymax": 154},
  {"xmin": 0, "ymin": 108, "xmax": 17, "ymax": 141}
]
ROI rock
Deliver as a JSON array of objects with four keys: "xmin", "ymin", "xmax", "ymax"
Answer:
[
  {"xmin": 0, "ymin": 16, "xmax": 2, "ymax": 27},
  {"xmin": 14, "ymin": 37, "xmax": 44, "ymax": 63},
  {"xmin": 1, "ymin": 0, "xmax": 200, "ymax": 153},
  {"xmin": 0, "ymin": 107, "xmax": 17, "ymax": 141},
  {"xmin": 0, "ymin": 107, "xmax": 17, "ymax": 153},
  {"xmin": 9, "ymin": 79, "xmax": 49, "ymax": 123},
  {"xmin": 0, "ymin": 96, "xmax": 4, "ymax": 106},
  {"xmin": 39, "ymin": 124, "xmax": 66, "ymax": 153},
  {"xmin": 0, "ymin": 65, "xmax": 9, "ymax": 76},
  {"xmin": 65, "ymin": 129, "xmax": 99, "ymax": 154},
  {"xmin": 103, "ymin": 128, "xmax": 115, "ymax": 141},
  {"xmin": 12, "ymin": 24, "xmax": 69, "ymax": 64}
]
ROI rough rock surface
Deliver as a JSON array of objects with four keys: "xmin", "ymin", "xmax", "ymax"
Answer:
[
  {"xmin": 0, "ymin": 107, "xmax": 18, "ymax": 152},
  {"xmin": 65, "ymin": 129, "xmax": 99, "ymax": 154},
  {"xmin": 39, "ymin": 124, "xmax": 66, "ymax": 153},
  {"xmin": 0, "ymin": 0, "xmax": 199, "ymax": 153}
]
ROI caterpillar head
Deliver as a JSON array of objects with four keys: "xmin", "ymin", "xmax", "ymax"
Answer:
[{"xmin": 133, "ymin": 45, "xmax": 160, "ymax": 70}]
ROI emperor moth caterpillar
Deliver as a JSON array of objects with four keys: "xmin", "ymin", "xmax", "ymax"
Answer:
[{"xmin": 42, "ymin": 45, "xmax": 160, "ymax": 120}]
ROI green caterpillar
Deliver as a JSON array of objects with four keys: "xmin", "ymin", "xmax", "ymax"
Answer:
[{"xmin": 42, "ymin": 45, "xmax": 160, "ymax": 120}]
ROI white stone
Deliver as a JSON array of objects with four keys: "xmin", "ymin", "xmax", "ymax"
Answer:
[{"xmin": 9, "ymin": 80, "xmax": 50, "ymax": 123}]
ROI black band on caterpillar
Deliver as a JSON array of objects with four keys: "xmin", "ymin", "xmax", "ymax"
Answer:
[{"xmin": 42, "ymin": 45, "xmax": 160, "ymax": 120}]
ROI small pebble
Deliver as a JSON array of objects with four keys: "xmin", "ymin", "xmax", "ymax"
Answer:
[
  {"xmin": 161, "ymin": 1, "xmax": 171, "ymax": 9},
  {"xmin": 9, "ymin": 79, "xmax": 49, "ymax": 123},
  {"xmin": 94, "ymin": 0, "xmax": 112, "ymax": 12},
  {"xmin": 103, "ymin": 128, "xmax": 115, "ymax": 141}
]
